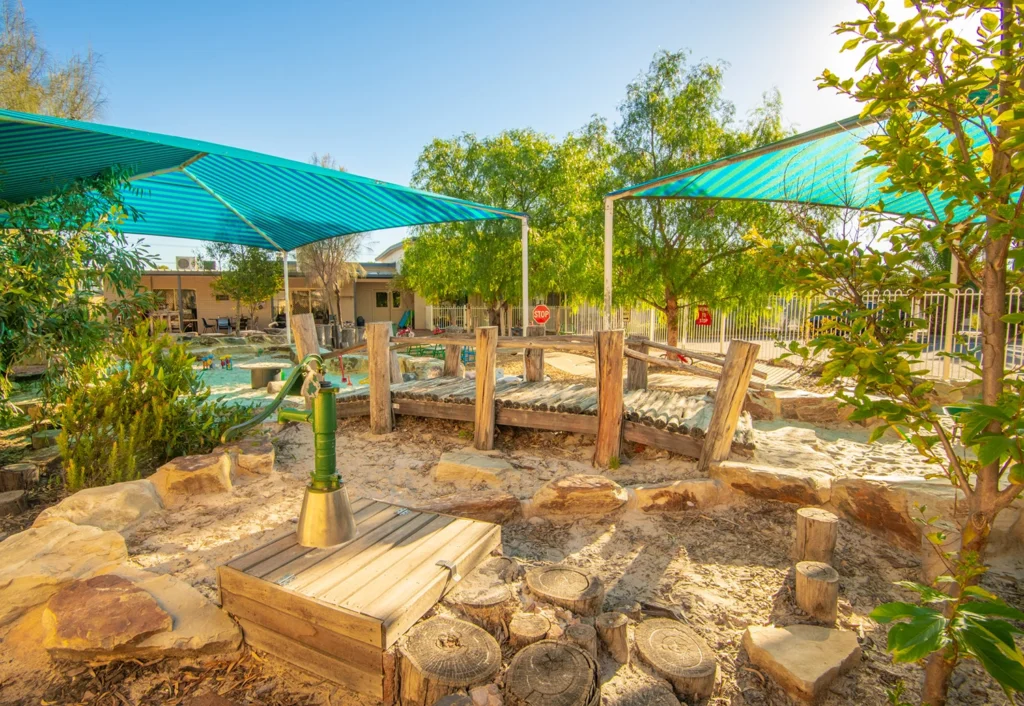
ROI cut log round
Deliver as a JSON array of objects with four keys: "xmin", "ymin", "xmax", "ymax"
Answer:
[
  {"xmin": 431, "ymin": 696, "xmax": 474, "ymax": 706},
  {"xmin": 795, "ymin": 560, "xmax": 839, "ymax": 624},
  {"xmin": 445, "ymin": 557, "xmax": 521, "ymax": 635},
  {"xmin": 525, "ymin": 566, "xmax": 604, "ymax": 616},
  {"xmin": 509, "ymin": 613, "xmax": 550, "ymax": 650},
  {"xmin": 595, "ymin": 611, "xmax": 629, "ymax": 663},
  {"xmin": 504, "ymin": 640, "xmax": 600, "ymax": 706},
  {"xmin": 565, "ymin": 623, "xmax": 597, "ymax": 658},
  {"xmin": 1, "ymin": 463, "xmax": 39, "ymax": 491},
  {"xmin": 795, "ymin": 507, "xmax": 839, "ymax": 564},
  {"xmin": 399, "ymin": 616, "xmax": 501, "ymax": 706},
  {"xmin": 634, "ymin": 618, "xmax": 718, "ymax": 700}
]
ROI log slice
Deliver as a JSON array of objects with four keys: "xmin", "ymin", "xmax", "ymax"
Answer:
[
  {"xmin": 525, "ymin": 566, "xmax": 604, "ymax": 616},
  {"xmin": 634, "ymin": 618, "xmax": 718, "ymax": 700},
  {"xmin": 509, "ymin": 613, "xmax": 550, "ymax": 649},
  {"xmin": 399, "ymin": 617, "xmax": 501, "ymax": 706},
  {"xmin": 504, "ymin": 640, "xmax": 600, "ymax": 706},
  {"xmin": 445, "ymin": 557, "xmax": 521, "ymax": 635}
]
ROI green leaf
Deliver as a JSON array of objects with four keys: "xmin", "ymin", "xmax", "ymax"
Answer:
[
  {"xmin": 959, "ymin": 620, "xmax": 1024, "ymax": 695},
  {"xmin": 871, "ymin": 601, "xmax": 940, "ymax": 623},
  {"xmin": 887, "ymin": 612, "xmax": 948, "ymax": 663}
]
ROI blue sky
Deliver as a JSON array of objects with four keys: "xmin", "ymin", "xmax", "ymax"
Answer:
[{"xmin": 28, "ymin": 0, "xmax": 862, "ymax": 265}]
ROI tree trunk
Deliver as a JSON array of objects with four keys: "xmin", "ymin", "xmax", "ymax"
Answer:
[
  {"xmin": 665, "ymin": 294, "xmax": 679, "ymax": 348},
  {"xmin": 922, "ymin": 652, "xmax": 955, "ymax": 706},
  {"xmin": 235, "ymin": 300, "xmax": 242, "ymax": 334}
]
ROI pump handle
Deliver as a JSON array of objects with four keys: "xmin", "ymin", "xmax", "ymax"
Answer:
[{"xmin": 220, "ymin": 354, "xmax": 324, "ymax": 443}]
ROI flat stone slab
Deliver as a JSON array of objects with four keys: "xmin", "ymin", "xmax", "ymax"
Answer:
[
  {"xmin": 0, "ymin": 520, "xmax": 128, "ymax": 626},
  {"xmin": 743, "ymin": 625, "xmax": 861, "ymax": 701},
  {"xmin": 629, "ymin": 479, "xmax": 725, "ymax": 512},
  {"xmin": 415, "ymin": 490, "xmax": 522, "ymax": 525},
  {"xmin": 33, "ymin": 479, "xmax": 163, "ymax": 532},
  {"xmin": 215, "ymin": 438, "xmax": 275, "ymax": 476},
  {"xmin": 149, "ymin": 453, "xmax": 233, "ymax": 506},
  {"xmin": 710, "ymin": 461, "xmax": 832, "ymax": 505},
  {"xmin": 434, "ymin": 451, "xmax": 513, "ymax": 488},
  {"xmin": 530, "ymin": 474, "xmax": 628, "ymax": 518}
]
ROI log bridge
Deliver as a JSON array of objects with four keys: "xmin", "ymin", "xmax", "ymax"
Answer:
[{"xmin": 326, "ymin": 323, "xmax": 762, "ymax": 470}]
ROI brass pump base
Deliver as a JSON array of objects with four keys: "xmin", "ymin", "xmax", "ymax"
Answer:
[{"xmin": 296, "ymin": 485, "xmax": 359, "ymax": 548}]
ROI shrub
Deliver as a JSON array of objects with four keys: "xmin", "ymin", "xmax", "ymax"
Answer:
[{"xmin": 58, "ymin": 322, "xmax": 253, "ymax": 490}]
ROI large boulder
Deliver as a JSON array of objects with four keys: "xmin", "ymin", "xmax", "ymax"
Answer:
[
  {"xmin": 0, "ymin": 520, "xmax": 127, "ymax": 626},
  {"xmin": 434, "ymin": 451, "xmax": 513, "ymax": 488},
  {"xmin": 415, "ymin": 490, "xmax": 522, "ymax": 525},
  {"xmin": 401, "ymin": 356, "xmax": 446, "ymax": 380},
  {"xmin": 33, "ymin": 479, "xmax": 163, "ymax": 532},
  {"xmin": 710, "ymin": 461, "xmax": 832, "ymax": 505},
  {"xmin": 528, "ymin": 474, "xmax": 628, "ymax": 518},
  {"xmin": 776, "ymin": 390, "xmax": 850, "ymax": 425},
  {"xmin": 215, "ymin": 438, "xmax": 275, "ymax": 476},
  {"xmin": 628, "ymin": 479, "xmax": 725, "ymax": 512},
  {"xmin": 40, "ymin": 566, "xmax": 242, "ymax": 661},
  {"xmin": 148, "ymin": 453, "xmax": 233, "ymax": 506},
  {"xmin": 743, "ymin": 625, "xmax": 861, "ymax": 701},
  {"xmin": 831, "ymin": 475, "xmax": 965, "ymax": 547}
]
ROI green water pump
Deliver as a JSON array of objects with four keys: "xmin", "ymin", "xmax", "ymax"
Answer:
[{"xmin": 221, "ymin": 354, "xmax": 358, "ymax": 548}]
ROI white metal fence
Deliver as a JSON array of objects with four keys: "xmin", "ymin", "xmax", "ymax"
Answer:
[{"xmin": 425, "ymin": 288, "xmax": 1024, "ymax": 382}]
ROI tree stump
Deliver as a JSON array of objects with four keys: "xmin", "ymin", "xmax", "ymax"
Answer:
[
  {"xmin": 795, "ymin": 561, "xmax": 839, "ymax": 624},
  {"xmin": 31, "ymin": 429, "xmax": 60, "ymax": 450},
  {"xmin": 795, "ymin": 507, "xmax": 839, "ymax": 563},
  {"xmin": 504, "ymin": 640, "xmax": 600, "ymax": 706},
  {"xmin": 634, "ymin": 618, "xmax": 718, "ymax": 700},
  {"xmin": 509, "ymin": 613, "xmax": 550, "ymax": 650},
  {"xmin": 525, "ymin": 566, "xmax": 604, "ymax": 616},
  {"xmin": 565, "ymin": 623, "xmax": 598, "ymax": 658},
  {"xmin": 595, "ymin": 611, "xmax": 629, "ymax": 663},
  {"xmin": 0, "ymin": 490, "xmax": 27, "ymax": 517},
  {"xmin": 399, "ymin": 616, "xmax": 501, "ymax": 706},
  {"xmin": 0, "ymin": 463, "xmax": 39, "ymax": 491},
  {"xmin": 446, "ymin": 557, "xmax": 521, "ymax": 636}
]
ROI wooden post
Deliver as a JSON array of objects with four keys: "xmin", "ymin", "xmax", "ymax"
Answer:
[
  {"xmin": 594, "ymin": 329, "xmax": 624, "ymax": 468},
  {"xmin": 474, "ymin": 326, "xmax": 497, "ymax": 450},
  {"xmin": 697, "ymin": 339, "xmax": 760, "ymax": 472},
  {"xmin": 595, "ymin": 612, "xmax": 629, "ymax": 663},
  {"xmin": 367, "ymin": 322, "xmax": 393, "ymax": 434},
  {"xmin": 389, "ymin": 350, "xmax": 402, "ymax": 384},
  {"xmin": 795, "ymin": 561, "xmax": 839, "ymax": 624},
  {"xmin": 795, "ymin": 507, "xmax": 839, "ymax": 563},
  {"xmin": 565, "ymin": 623, "xmax": 598, "ymax": 658},
  {"xmin": 626, "ymin": 336, "xmax": 649, "ymax": 391},
  {"xmin": 524, "ymin": 325, "xmax": 545, "ymax": 382},
  {"xmin": 443, "ymin": 345, "xmax": 463, "ymax": 377}
]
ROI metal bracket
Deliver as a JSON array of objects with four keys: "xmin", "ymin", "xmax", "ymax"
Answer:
[
  {"xmin": 276, "ymin": 573, "xmax": 296, "ymax": 587},
  {"xmin": 395, "ymin": 507, "xmax": 410, "ymax": 516},
  {"xmin": 436, "ymin": 559, "xmax": 461, "ymax": 593}
]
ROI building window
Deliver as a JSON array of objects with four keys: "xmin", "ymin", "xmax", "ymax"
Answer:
[
  {"xmin": 393, "ymin": 291, "xmax": 402, "ymax": 308},
  {"xmin": 376, "ymin": 291, "xmax": 388, "ymax": 308},
  {"xmin": 215, "ymin": 294, "xmax": 230, "ymax": 301}
]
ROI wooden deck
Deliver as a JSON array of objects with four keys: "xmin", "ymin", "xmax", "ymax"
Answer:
[{"xmin": 334, "ymin": 377, "xmax": 754, "ymax": 458}]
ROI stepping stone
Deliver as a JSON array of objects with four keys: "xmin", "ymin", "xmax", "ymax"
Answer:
[
  {"xmin": 415, "ymin": 490, "xmax": 521, "ymax": 525},
  {"xmin": 148, "ymin": 452, "xmax": 233, "ymax": 506},
  {"xmin": 743, "ymin": 625, "xmax": 861, "ymax": 701},
  {"xmin": 529, "ymin": 474, "xmax": 627, "ymax": 518},
  {"xmin": 31, "ymin": 428, "xmax": 60, "ymax": 450},
  {"xmin": 0, "ymin": 489, "xmax": 27, "ymax": 517},
  {"xmin": 33, "ymin": 479, "xmax": 162, "ymax": 532},
  {"xmin": 434, "ymin": 451, "xmax": 512, "ymax": 488},
  {"xmin": 215, "ymin": 438, "xmax": 275, "ymax": 476},
  {"xmin": 629, "ymin": 479, "xmax": 725, "ymax": 512}
]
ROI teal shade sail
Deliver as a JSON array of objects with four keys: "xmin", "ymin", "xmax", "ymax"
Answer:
[
  {"xmin": 608, "ymin": 112, "xmax": 1008, "ymax": 223},
  {"xmin": 0, "ymin": 108, "xmax": 521, "ymax": 250}
]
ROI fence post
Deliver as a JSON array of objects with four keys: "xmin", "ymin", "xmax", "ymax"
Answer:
[
  {"xmin": 426, "ymin": 305, "xmax": 434, "ymax": 331},
  {"xmin": 524, "ymin": 325, "xmax": 546, "ymax": 382},
  {"xmin": 367, "ymin": 322, "xmax": 393, "ymax": 434},
  {"xmin": 648, "ymin": 307, "xmax": 656, "ymax": 341},
  {"xmin": 474, "ymin": 326, "xmax": 498, "ymax": 450},
  {"xmin": 594, "ymin": 329, "xmax": 624, "ymax": 468},
  {"xmin": 698, "ymin": 339, "xmax": 760, "ymax": 472},
  {"xmin": 681, "ymin": 304, "xmax": 690, "ymax": 346},
  {"xmin": 942, "ymin": 258, "xmax": 960, "ymax": 381},
  {"xmin": 718, "ymin": 310, "xmax": 726, "ymax": 354}
]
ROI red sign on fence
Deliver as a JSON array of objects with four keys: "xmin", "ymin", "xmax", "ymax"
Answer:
[
  {"xmin": 532, "ymin": 305, "xmax": 551, "ymax": 325},
  {"xmin": 696, "ymin": 305, "xmax": 712, "ymax": 326}
]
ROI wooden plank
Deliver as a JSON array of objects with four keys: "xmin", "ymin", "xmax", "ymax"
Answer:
[
  {"xmin": 594, "ymin": 329, "xmax": 624, "ymax": 468},
  {"xmin": 524, "ymin": 325, "xmax": 545, "ymax": 382},
  {"xmin": 367, "ymin": 322, "xmax": 393, "ymax": 434},
  {"xmin": 623, "ymin": 421, "xmax": 703, "ymax": 459},
  {"xmin": 394, "ymin": 399, "xmax": 475, "ymax": 421},
  {"xmin": 496, "ymin": 407, "xmax": 598, "ymax": 434},
  {"xmin": 626, "ymin": 338, "xmax": 649, "ymax": 391},
  {"xmin": 218, "ymin": 565, "xmax": 383, "ymax": 647},
  {"xmin": 336, "ymin": 400, "xmax": 370, "ymax": 418},
  {"xmin": 341, "ymin": 518, "xmax": 479, "ymax": 614},
  {"xmin": 381, "ymin": 524, "xmax": 502, "ymax": 647},
  {"xmin": 236, "ymin": 617, "xmax": 383, "ymax": 698},
  {"xmin": 222, "ymin": 590, "xmax": 382, "ymax": 674},
  {"xmin": 226, "ymin": 530, "xmax": 299, "ymax": 573},
  {"xmin": 474, "ymin": 326, "xmax": 498, "ymax": 451},
  {"xmin": 698, "ymin": 340, "xmax": 761, "ymax": 471},
  {"xmin": 624, "ymin": 347, "xmax": 722, "ymax": 381},
  {"xmin": 314, "ymin": 515, "xmax": 457, "ymax": 604}
]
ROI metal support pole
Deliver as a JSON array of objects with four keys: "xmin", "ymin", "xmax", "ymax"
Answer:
[
  {"xmin": 603, "ymin": 198, "xmax": 614, "ymax": 329},
  {"xmin": 942, "ymin": 254, "xmax": 960, "ymax": 381},
  {"xmin": 521, "ymin": 216, "xmax": 529, "ymax": 336},
  {"xmin": 283, "ymin": 251, "xmax": 292, "ymax": 346}
]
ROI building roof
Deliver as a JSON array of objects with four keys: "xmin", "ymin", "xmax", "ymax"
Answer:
[{"xmin": 375, "ymin": 242, "xmax": 404, "ymax": 262}]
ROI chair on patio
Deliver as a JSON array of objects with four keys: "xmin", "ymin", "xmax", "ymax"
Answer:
[
  {"xmin": 202, "ymin": 318, "xmax": 217, "ymax": 333},
  {"xmin": 217, "ymin": 317, "xmax": 231, "ymax": 333}
]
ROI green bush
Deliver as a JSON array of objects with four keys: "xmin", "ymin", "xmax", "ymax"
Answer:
[{"xmin": 58, "ymin": 322, "xmax": 253, "ymax": 490}]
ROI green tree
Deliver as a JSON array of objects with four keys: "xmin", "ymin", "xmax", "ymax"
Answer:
[
  {"xmin": 612, "ymin": 50, "xmax": 791, "ymax": 347},
  {"xmin": 206, "ymin": 244, "xmax": 283, "ymax": 332},
  {"xmin": 781, "ymin": 1, "xmax": 1024, "ymax": 703},
  {"xmin": 0, "ymin": 0, "xmax": 103, "ymax": 119},
  {"xmin": 0, "ymin": 168, "xmax": 153, "ymax": 413}
]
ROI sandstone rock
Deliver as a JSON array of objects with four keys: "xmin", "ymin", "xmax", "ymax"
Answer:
[
  {"xmin": 42, "ymin": 574, "xmax": 172, "ymax": 656},
  {"xmin": 148, "ymin": 453, "xmax": 233, "ymax": 506},
  {"xmin": 744, "ymin": 389, "xmax": 780, "ymax": 421},
  {"xmin": 0, "ymin": 520, "xmax": 127, "ymax": 626},
  {"xmin": 711, "ymin": 461, "xmax": 832, "ymax": 505},
  {"xmin": 743, "ymin": 625, "xmax": 861, "ymax": 701},
  {"xmin": 0, "ymin": 489, "xmax": 27, "ymax": 516},
  {"xmin": 529, "ymin": 474, "xmax": 628, "ymax": 518},
  {"xmin": 31, "ymin": 428, "xmax": 61, "ymax": 450},
  {"xmin": 776, "ymin": 390, "xmax": 850, "ymax": 425},
  {"xmin": 629, "ymin": 479, "xmax": 725, "ymax": 512},
  {"xmin": 32, "ymin": 479, "xmax": 163, "ymax": 532},
  {"xmin": 215, "ymin": 438, "xmax": 275, "ymax": 476},
  {"xmin": 416, "ymin": 490, "xmax": 521, "ymax": 525},
  {"xmin": 831, "ymin": 475, "xmax": 965, "ymax": 547},
  {"xmin": 435, "ymin": 452, "xmax": 513, "ymax": 488}
]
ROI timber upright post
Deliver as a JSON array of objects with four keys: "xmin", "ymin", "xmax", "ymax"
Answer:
[
  {"xmin": 367, "ymin": 322, "xmax": 393, "ymax": 434},
  {"xmin": 442, "ymin": 345, "xmax": 463, "ymax": 377},
  {"xmin": 594, "ymin": 329, "xmax": 624, "ymax": 468},
  {"xmin": 474, "ymin": 326, "xmax": 498, "ymax": 450},
  {"xmin": 524, "ymin": 325, "xmax": 546, "ymax": 382},
  {"xmin": 625, "ymin": 336, "xmax": 649, "ymax": 391},
  {"xmin": 697, "ymin": 339, "xmax": 760, "ymax": 472}
]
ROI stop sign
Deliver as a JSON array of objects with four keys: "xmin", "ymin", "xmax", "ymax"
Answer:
[{"xmin": 532, "ymin": 304, "xmax": 551, "ymax": 325}]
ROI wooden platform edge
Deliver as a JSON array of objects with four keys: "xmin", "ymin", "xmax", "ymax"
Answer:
[
  {"xmin": 495, "ymin": 407, "xmax": 598, "ymax": 434},
  {"xmin": 394, "ymin": 399, "xmax": 475, "ymax": 421},
  {"xmin": 336, "ymin": 400, "xmax": 370, "ymax": 418},
  {"xmin": 623, "ymin": 421, "xmax": 702, "ymax": 459}
]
